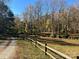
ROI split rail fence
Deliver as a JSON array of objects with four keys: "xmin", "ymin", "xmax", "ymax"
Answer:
[{"xmin": 28, "ymin": 37, "xmax": 72, "ymax": 59}]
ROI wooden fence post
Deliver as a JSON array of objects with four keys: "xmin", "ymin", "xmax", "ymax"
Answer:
[
  {"xmin": 35, "ymin": 38, "xmax": 37, "ymax": 47},
  {"xmin": 77, "ymin": 56, "xmax": 79, "ymax": 59},
  {"xmin": 45, "ymin": 41, "xmax": 47, "ymax": 55}
]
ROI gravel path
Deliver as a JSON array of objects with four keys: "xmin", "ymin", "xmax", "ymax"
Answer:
[{"xmin": 0, "ymin": 40, "xmax": 17, "ymax": 59}]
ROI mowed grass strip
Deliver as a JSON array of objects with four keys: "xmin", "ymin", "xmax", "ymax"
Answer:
[
  {"xmin": 16, "ymin": 40, "xmax": 51, "ymax": 59},
  {"xmin": 62, "ymin": 39, "xmax": 79, "ymax": 44}
]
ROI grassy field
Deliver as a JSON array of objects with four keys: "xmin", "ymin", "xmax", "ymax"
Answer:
[
  {"xmin": 16, "ymin": 38, "xmax": 79, "ymax": 59},
  {"xmin": 16, "ymin": 40, "xmax": 51, "ymax": 59},
  {"xmin": 46, "ymin": 39, "xmax": 79, "ymax": 59}
]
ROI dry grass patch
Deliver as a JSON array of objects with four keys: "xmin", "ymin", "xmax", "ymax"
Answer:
[
  {"xmin": 16, "ymin": 40, "xmax": 51, "ymax": 59},
  {"xmin": 47, "ymin": 39, "xmax": 79, "ymax": 59}
]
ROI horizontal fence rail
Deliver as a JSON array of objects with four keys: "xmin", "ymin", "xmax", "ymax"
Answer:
[{"xmin": 28, "ymin": 37, "xmax": 72, "ymax": 59}]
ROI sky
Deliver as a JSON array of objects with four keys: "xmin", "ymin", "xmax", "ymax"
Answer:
[
  {"xmin": 8, "ymin": 0, "xmax": 36, "ymax": 16},
  {"xmin": 8, "ymin": 0, "xmax": 75, "ymax": 16}
]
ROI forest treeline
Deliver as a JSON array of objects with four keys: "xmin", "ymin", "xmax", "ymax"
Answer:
[
  {"xmin": 0, "ymin": 0, "xmax": 16, "ymax": 37},
  {"xmin": 15, "ymin": 0, "xmax": 79, "ymax": 38},
  {"xmin": 0, "ymin": 0, "xmax": 79, "ymax": 38}
]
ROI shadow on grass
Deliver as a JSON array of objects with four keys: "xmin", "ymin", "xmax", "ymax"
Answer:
[
  {"xmin": 0, "ymin": 36, "xmax": 79, "ymax": 46},
  {"xmin": 38, "ymin": 39, "xmax": 79, "ymax": 46}
]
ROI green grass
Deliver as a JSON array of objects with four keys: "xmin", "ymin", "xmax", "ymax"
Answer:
[{"xmin": 16, "ymin": 40, "xmax": 51, "ymax": 59}]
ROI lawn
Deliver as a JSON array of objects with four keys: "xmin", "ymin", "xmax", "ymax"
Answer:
[
  {"xmin": 16, "ymin": 40, "xmax": 51, "ymax": 59},
  {"xmin": 16, "ymin": 38, "xmax": 79, "ymax": 59},
  {"xmin": 46, "ymin": 39, "xmax": 79, "ymax": 59}
]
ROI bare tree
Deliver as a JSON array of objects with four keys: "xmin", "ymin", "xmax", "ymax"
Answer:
[
  {"xmin": 34, "ymin": 0, "xmax": 42, "ymax": 32},
  {"xmin": 50, "ymin": 0, "xmax": 59, "ymax": 37}
]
